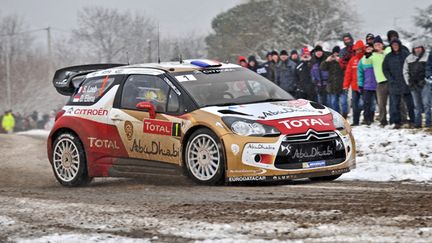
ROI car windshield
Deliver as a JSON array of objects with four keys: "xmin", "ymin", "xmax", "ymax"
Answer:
[{"xmin": 175, "ymin": 68, "xmax": 294, "ymax": 107}]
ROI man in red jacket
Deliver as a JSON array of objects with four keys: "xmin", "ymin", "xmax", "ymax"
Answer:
[{"xmin": 344, "ymin": 40, "xmax": 365, "ymax": 126}]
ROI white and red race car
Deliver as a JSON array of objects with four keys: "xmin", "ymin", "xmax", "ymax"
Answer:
[{"xmin": 47, "ymin": 60, "xmax": 356, "ymax": 186}]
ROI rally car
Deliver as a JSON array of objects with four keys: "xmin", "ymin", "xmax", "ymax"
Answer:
[{"xmin": 47, "ymin": 59, "xmax": 356, "ymax": 186}]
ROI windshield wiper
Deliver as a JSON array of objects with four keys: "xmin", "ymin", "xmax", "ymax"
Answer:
[
  {"xmin": 244, "ymin": 98, "xmax": 290, "ymax": 104},
  {"xmin": 204, "ymin": 102, "xmax": 240, "ymax": 107},
  {"xmin": 203, "ymin": 99, "xmax": 291, "ymax": 107}
]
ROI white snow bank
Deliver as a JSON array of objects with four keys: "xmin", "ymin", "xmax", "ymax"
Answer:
[
  {"xmin": 340, "ymin": 125, "xmax": 432, "ymax": 182},
  {"xmin": 16, "ymin": 129, "xmax": 50, "ymax": 139},
  {"xmin": 0, "ymin": 215, "xmax": 15, "ymax": 226},
  {"xmin": 15, "ymin": 233, "xmax": 150, "ymax": 243}
]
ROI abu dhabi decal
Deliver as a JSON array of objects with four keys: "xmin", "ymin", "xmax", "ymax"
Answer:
[
  {"xmin": 258, "ymin": 107, "xmax": 314, "ymax": 119},
  {"xmin": 242, "ymin": 142, "xmax": 278, "ymax": 166},
  {"xmin": 292, "ymin": 146, "xmax": 334, "ymax": 160},
  {"xmin": 246, "ymin": 144, "xmax": 277, "ymax": 151},
  {"xmin": 130, "ymin": 139, "xmax": 179, "ymax": 158},
  {"xmin": 143, "ymin": 119, "xmax": 181, "ymax": 137}
]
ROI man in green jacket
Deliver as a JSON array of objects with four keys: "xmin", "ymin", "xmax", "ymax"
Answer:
[
  {"xmin": 364, "ymin": 36, "xmax": 389, "ymax": 127},
  {"xmin": 2, "ymin": 110, "xmax": 15, "ymax": 134}
]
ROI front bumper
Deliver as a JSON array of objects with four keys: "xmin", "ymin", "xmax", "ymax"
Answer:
[{"xmin": 222, "ymin": 129, "xmax": 356, "ymax": 182}]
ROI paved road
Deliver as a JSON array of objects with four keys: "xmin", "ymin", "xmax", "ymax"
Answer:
[{"xmin": 1, "ymin": 134, "xmax": 431, "ymax": 242}]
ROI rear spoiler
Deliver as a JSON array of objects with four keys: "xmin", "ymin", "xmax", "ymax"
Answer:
[{"xmin": 52, "ymin": 63, "xmax": 127, "ymax": 96}]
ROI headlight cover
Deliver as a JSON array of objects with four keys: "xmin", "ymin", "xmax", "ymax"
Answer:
[
  {"xmin": 329, "ymin": 108, "xmax": 346, "ymax": 130},
  {"xmin": 222, "ymin": 117, "xmax": 280, "ymax": 137}
]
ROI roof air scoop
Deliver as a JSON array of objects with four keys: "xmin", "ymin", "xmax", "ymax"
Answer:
[{"xmin": 185, "ymin": 59, "xmax": 222, "ymax": 68}]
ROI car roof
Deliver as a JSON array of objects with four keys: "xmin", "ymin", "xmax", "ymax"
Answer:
[{"xmin": 85, "ymin": 59, "xmax": 241, "ymax": 79}]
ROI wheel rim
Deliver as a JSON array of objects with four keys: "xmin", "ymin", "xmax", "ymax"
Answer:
[
  {"xmin": 53, "ymin": 138, "xmax": 80, "ymax": 182},
  {"xmin": 187, "ymin": 134, "xmax": 220, "ymax": 181}
]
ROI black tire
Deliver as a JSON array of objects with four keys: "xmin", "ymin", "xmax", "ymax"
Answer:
[
  {"xmin": 184, "ymin": 128, "xmax": 225, "ymax": 185},
  {"xmin": 309, "ymin": 174, "xmax": 342, "ymax": 182},
  {"xmin": 52, "ymin": 132, "xmax": 93, "ymax": 187}
]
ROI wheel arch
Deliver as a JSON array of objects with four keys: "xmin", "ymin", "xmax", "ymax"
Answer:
[{"xmin": 51, "ymin": 127, "xmax": 81, "ymax": 146}]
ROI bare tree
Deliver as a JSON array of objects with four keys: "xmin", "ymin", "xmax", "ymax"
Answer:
[
  {"xmin": 400, "ymin": 4, "xmax": 432, "ymax": 47},
  {"xmin": 161, "ymin": 32, "xmax": 207, "ymax": 62},
  {"xmin": 73, "ymin": 7, "xmax": 157, "ymax": 63},
  {"xmin": 0, "ymin": 14, "xmax": 37, "ymax": 112},
  {"xmin": 206, "ymin": 0, "xmax": 358, "ymax": 61}
]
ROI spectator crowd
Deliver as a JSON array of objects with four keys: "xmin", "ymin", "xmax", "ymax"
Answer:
[
  {"xmin": 238, "ymin": 30, "xmax": 432, "ymax": 129},
  {"xmin": 2, "ymin": 29, "xmax": 432, "ymax": 133},
  {"xmin": 1, "ymin": 110, "xmax": 56, "ymax": 134}
]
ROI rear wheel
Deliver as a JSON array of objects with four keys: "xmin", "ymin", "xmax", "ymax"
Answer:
[
  {"xmin": 52, "ymin": 132, "xmax": 92, "ymax": 187},
  {"xmin": 309, "ymin": 174, "xmax": 342, "ymax": 182},
  {"xmin": 185, "ymin": 128, "xmax": 225, "ymax": 185}
]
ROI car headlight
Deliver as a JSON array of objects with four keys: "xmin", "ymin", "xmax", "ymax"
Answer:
[
  {"xmin": 222, "ymin": 117, "xmax": 280, "ymax": 137},
  {"xmin": 329, "ymin": 108, "xmax": 346, "ymax": 130}
]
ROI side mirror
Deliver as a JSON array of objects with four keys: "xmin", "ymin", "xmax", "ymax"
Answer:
[{"xmin": 136, "ymin": 101, "xmax": 156, "ymax": 119}]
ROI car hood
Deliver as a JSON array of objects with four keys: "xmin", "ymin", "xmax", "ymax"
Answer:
[
  {"xmin": 202, "ymin": 99, "xmax": 329, "ymax": 120},
  {"xmin": 201, "ymin": 99, "xmax": 335, "ymax": 134}
]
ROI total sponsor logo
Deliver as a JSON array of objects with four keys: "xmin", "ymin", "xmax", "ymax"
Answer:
[
  {"xmin": 278, "ymin": 118, "xmax": 331, "ymax": 130},
  {"xmin": 88, "ymin": 137, "xmax": 120, "ymax": 149},
  {"xmin": 258, "ymin": 114, "xmax": 335, "ymax": 134},
  {"xmin": 143, "ymin": 119, "xmax": 181, "ymax": 137}
]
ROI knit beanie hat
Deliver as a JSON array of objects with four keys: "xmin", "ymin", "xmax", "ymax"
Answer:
[
  {"xmin": 332, "ymin": 46, "xmax": 341, "ymax": 54},
  {"xmin": 373, "ymin": 35, "xmax": 384, "ymax": 44},
  {"xmin": 280, "ymin": 50, "xmax": 288, "ymax": 56}
]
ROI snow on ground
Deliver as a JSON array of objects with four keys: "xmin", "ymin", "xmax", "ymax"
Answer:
[
  {"xmin": 0, "ymin": 215, "xmax": 16, "ymax": 227},
  {"xmin": 5, "ymin": 196, "xmax": 432, "ymax": 243},
  {"xmin": 16, "ymin": 129, "xmax": 50, "ymax": 139},
  {"xmin": 341, "ymin": 125, "xmax": 432, "ymax": 182},
  {"xmin": 15, "ymin": 233, "xmax": 150, "ymax": 243},
  {"xmin": 15, "ymin": 125, "xmax": 432, "ymax": 182}
]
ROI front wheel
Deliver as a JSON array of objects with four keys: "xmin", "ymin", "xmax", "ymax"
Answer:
[
  {"xmin": 309, "ymin": 174, "xmax": 342, "ymax": 182},
  {"xmin": 185, "ymin": 128, "xmax": 225, "ymax": 185},
  {"xmin": 52, "ymin": 132, "xmax": 92, "ymax": 187}
]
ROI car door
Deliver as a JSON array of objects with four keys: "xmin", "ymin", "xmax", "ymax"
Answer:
[{"xmin": 109, "ymin": 74, "xmax": 183, "ymax": 164}]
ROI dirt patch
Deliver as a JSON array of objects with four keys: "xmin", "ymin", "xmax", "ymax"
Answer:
[{"xmin": 1, "ymin": 134, "xmax": 432, "ymax": 242}]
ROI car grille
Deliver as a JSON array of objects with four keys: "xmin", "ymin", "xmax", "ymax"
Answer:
[{"xmin": 274, "ymin": 130, "xmax": 346, "ymax": 170}]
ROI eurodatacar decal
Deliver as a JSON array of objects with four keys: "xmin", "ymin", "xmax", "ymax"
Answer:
[
  {"xmin": 130, "ymin": 139, "xmax": 179, "ymax": 158},
  {"xmin": 143, "ymin": 119, "xmax": 181, "ymax": 137}
]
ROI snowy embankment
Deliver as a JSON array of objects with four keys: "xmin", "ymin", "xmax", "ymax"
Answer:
[
  {"xmin": 341, "ymin": 125, "xmax": 432, "ymax": 182},
  {"xmin": 16, "ymin": 129, "xmax": 50, "ymax": 139}
]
